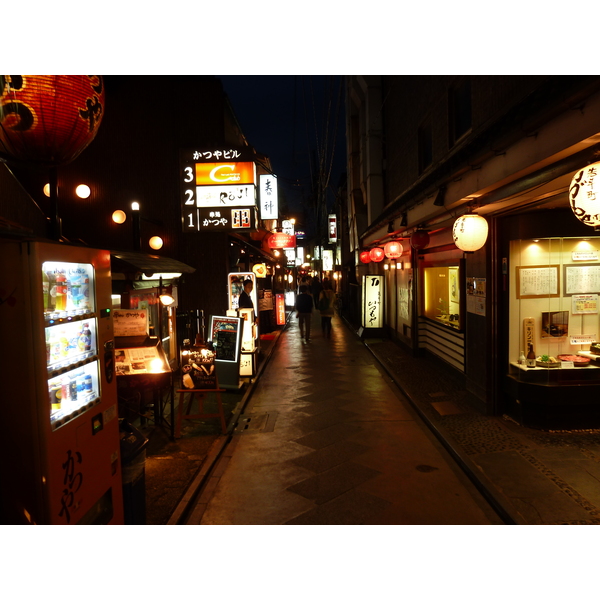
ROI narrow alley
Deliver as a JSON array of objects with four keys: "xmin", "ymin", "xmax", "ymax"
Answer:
[{"xmin": 182, "ymin": 311, "xmax": 504, "ymax": 525}]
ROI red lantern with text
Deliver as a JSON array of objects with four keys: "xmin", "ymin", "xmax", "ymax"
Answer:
[
  {"xmin": 0, "ymin": 75, "xmax": 105, "ymax": 166},
  {"xmin": 410, "ymin": 229, "xmax": 430, "ymax": 250},
  {"xmin": 369, "ymin": 247, "xmax": 385, "ymax": 262},
  {"xmin": 359, "ymin": 250, "xmax": 371, "ymax": 264},
  {"xmin": 384, "ymin": 240, "xmax": 403, "ymax": 259}
]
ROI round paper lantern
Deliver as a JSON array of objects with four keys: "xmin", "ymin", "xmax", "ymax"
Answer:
[
  {"xmin": 384, "ymin": 240, "xmax": 403, "ymax": 259},
  {"xmin": 569, "ymin": 162, "xmax": 600, "ymax": 227},
  {"xmin": 369, "ymin": 247, "xmax": 385, "ymax": 262},
  {"xmin": 410, "ymin": 229, "xmax": 430, "ymax": 250},
  {"xmin": 0, "ymin": 75, "xmax": 105, "ymax": 166},
  {"xmin": 452, "ymin": 214, "xmax": 488, "ymax": 252},
  {"xmin": 359, "ymin": 250, "xmax": 371, "ymax": 264}
]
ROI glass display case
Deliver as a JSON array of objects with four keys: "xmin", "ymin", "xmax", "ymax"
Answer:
[
  {"xmin": 43, "ymin": 261, "xmax": 102, "ymax": 429},
  {"xmin": 422, "ymin": 264, "xmax": 462, "ymax": 330},
  {"xmin": 506, "ymin": 237, "xmax": 600, "ymax": 427}
]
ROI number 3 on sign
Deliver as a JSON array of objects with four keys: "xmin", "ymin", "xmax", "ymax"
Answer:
[{"xmin": 183, "ymin": 166, "xmax": 194, "ymax": 182}]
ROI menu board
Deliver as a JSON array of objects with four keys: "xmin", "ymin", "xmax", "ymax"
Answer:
[
  {"xmin": 564, "ymin": 265, "xmax": 600, "ymax": 295},
  {"xmin": 516, "ymin": 266, "xmax": 560, "ymax": 298},
  {"xmin": 209, "ymin": 315, "xmax": 242, "ymax": 363},
  {"xmin": 113, "ymin": 309, "xmax": 149, "ymax": 337},
  {"xmin": 115, "ymin": 346, "xmax": 167, "ymax": 375}
]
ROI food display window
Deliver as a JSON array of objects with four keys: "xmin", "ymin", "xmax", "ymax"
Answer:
[
  {"xmin": 508, "ymin": 237, "xmax": 600, "ymax": 384},
  {"xmin": 422, "ymin": 264, "xmax": 462, "ymax": 330}
]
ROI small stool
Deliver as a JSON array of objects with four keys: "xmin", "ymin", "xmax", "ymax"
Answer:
[{"xmin": 175, "ymin": 388, "xmax": 227, "ymax": 438}]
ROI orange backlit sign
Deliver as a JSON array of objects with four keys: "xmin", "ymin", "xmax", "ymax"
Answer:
[{"xmin": 195, "ymin": 162, "xmax": 256, "ymax": 186}]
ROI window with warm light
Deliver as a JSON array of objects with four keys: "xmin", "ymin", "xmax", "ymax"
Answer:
[{"xmin": 422, "ymin": 264, "xmax": 462, "ymax": 330}]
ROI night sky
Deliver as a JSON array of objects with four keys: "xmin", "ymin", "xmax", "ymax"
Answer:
[{"xmin": 218, "ymin": 75, "xmax": 346, "ymax": 221}]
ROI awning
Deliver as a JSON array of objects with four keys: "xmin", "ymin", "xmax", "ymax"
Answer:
[{"xmin": 110, "ymin": 250, "xmax": 196, "ymax": 277}]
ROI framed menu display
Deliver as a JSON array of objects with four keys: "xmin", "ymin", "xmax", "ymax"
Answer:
[
  {"xmin": 516, "ymin": 265, "xmax": 560, "ymax": 299},
  {"xmin": 563, "ymin": 265, "xmax": 600, "ymax": 296}
]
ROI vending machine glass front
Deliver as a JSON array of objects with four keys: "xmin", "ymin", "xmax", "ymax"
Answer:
[{"xmin": 43, "ymin": 261, "xmax": 102, "ymax": 429}]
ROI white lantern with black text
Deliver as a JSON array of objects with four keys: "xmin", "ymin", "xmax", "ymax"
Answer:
[
  {"xmin": 453, "ymin": 214, "xmax": 488, "ymax": 252},
  {"xmin": 569, "ymin": 162, "xmax": 600, "ymax": 227}
]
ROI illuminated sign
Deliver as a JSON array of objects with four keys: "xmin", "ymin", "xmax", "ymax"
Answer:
[
  {"xmin": 328, "ymin": 214, "xmax": 337, "ymax": 242},
  {"xmin": 195, "ymin": 162, "xmax": 256, "ymax": 186},
  {"xmin": 260, "ymin": 174, "xmax": 278, "ymax": 220},
  {"xmin": 195, "ymin": 185, "xmax": 256, "ymax": 207},
  {"xmin": 268, "ymin": 232, "xmax": 296, "ymax": 249},
  {"xmin": 323, "ymin": 249, "xmax": 334, "ymax": 271},
  {"xmin": 282, "ymin": 220, "xmax": 294, "ymax": 235},
  {"xmin": 362, "ymin": 275, "xmax": 384, "ymax": 328},
  {"xmin": 228, "ymin": 272, "xmax": 257, "ymax": 311},
  {"xmin": 180, "ymin": 148, "xmax": 258, "ymax": 232},
  {"xmin": 184, "ymin": 207, "xmax": 257, "ymax": 231},
  {"xmin": 276, "ymin": 294, "xmax": 286, "ymax": 325},
  {"xmin": 283, "ymin": 248, "xmax": 296, "ymax": 267}
]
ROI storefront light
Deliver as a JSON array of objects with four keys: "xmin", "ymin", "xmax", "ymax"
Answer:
[
  {"xmin": 453, "ymin": 214, "xmax": 488, "ymax": 252},
  {"xmin": 112, "ymin": 209, "xmax": 126, "ymax": 224},
  {"xmin": 359, "ymin": 251, "xmax": 371, "ymax": 264},
  {"xmin": 569, "ymin": 162, "xmax": 600, "ymax": 227},
  {"xmin": 75, "ymin": 184, "xmax": 91, "ymax": 198},
  {"xmin": 149, "ymin": 236, "xmax": 163, "ymax": 250}
]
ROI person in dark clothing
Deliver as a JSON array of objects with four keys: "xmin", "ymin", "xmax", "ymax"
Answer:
[
  {"xmin": 295, "ymin": 285, "xmax": 313, "ymax": 342},
  {"xmin": 311, "ymin": 277, "xmax": 322, "ymax": 309},
  {"xmin": 238, "ymin": 278, "xmax": 254, "ymax": 310}
]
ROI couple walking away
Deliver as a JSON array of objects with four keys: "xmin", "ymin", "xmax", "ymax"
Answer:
[{"xmin": 295, "ymin": 278, "xmax": 336, "ymax": 342}]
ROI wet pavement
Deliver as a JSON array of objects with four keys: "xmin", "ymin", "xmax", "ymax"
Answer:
[
  {"xmin": 143, "ymin": 310, "xmax": 600, "ymax": 525},
  {"xmin": 178, "ymin": 313, "xmax": 504, "ymax": 525}
]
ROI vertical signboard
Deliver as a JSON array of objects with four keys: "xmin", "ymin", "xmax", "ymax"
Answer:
[
  {"xmin": 362, "ymin": 275, "xmax": 384, "ymax": 328},
  {"xmin": 323, "ymin": 249, "xmax": 334, "ymax": 271},
  {"xmin": 328, "ymin": 214, "xmax": 337, "ymax": 243},
  {"xmin": 276, "ymin": 294, "xmax": 286, "ymax": 325},
  {"xmin": 259, "ymin": 174, "xmax": 278, "ymax": 220}
]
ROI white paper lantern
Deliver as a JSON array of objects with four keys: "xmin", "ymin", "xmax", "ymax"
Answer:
[
  {"xmin": 569, "ymin": 162, "xmax": 600, "ymax": 227},
  {"xmin": 453, "ymin": 214, "xmax": 488, "ymax": 252}
]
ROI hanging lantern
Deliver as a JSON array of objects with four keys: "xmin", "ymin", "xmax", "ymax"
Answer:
[
  {"xmin": 359, "ymin": 250, "xmax": 371, "ymax": 264},
  {"xmin": 453, "ymin": 214, "xmax": 489, "ymax": 252},
  {"xmin": 410, "ymin": 229, "xmax": 430, "ymax": 250},
  {"xmin": 569, "ymin": 162, "xmax": 600, "ymax": 227},
  {"xmin": 384, "ymin": 240, "xmax": 403, "ymax": 259},
  {"xmin": 0, "ymin": 75, "xmax": 105, "ymax": 166},
  {"xmin": 369, "ymin": 247, "xmax": 385, "ymax": 262}
]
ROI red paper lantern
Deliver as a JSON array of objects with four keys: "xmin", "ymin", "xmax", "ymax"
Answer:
[
  {"xmin": 410, "ymin": 229, "xmax": 430, "ymax": 250},
  {"xmin": 384, "ymin": 240, "xmax": 403, "ymax": 259},
  {"xmin": 359, "ymin": 250, "xmax": 371, "ymax": 264},
  {"xmin": 369, "ymin": 247, "xmax": 385, "ymax": 262},
  {"xmin": 0, "ymin": 75, "xmax": 105, "ymax": 166}
]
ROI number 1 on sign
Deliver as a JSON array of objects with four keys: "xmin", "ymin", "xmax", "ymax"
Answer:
[{"xmin": 186, "ymin": 211, "xmax": 199, "ymax": 230}]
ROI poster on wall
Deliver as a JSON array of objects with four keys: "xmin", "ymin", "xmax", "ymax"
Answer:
[
  {"xmin": 572, "ymin": 294, "xmax": 598, "ymax": 314},
  {"xmin": 466, "ymin": 277, "xmax": 486, "ymax": 316}
]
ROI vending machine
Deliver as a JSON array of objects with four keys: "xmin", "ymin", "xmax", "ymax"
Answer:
[{"xmin": 0, "ymin": 238, "xmax": 124, "ymax": 525}]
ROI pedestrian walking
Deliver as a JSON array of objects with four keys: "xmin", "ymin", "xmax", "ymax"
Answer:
[
  {"xmin": 295, "ymin": 285, "xmax": 313, "ymax": 343},
  {"xmin": 318, "ymin": 278, "xmax": 336, "ymax": 338},
  {"xmin": 311, "ymin": 276, "xmax": 323, "ymax": 309}
]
